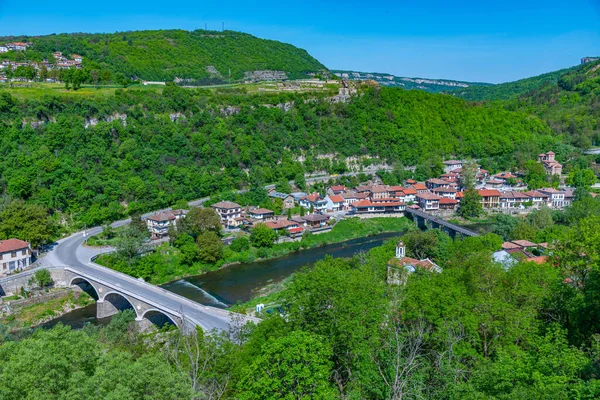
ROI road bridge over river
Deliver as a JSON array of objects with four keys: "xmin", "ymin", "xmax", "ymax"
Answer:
[
  {"xmin": 404, "ymin": 208, "xmax": 479, "ymax": 238},
  {"xmin": 36, "ymin": 227, "xmax": 259, "ymax": 332}
]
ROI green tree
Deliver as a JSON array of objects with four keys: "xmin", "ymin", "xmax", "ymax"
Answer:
[
  {"xmin": 178, "ymin": 208, "xmax": 221, "ymax": 238},
  {"xmin": 491, "ymin": 214, "xmax": 519, "ymax": 241},
  {"xmin": 511, "ymin": 222, "xmax": 537, "ymax": 241},
  {"xmin": 32, "ymin": 268, "xmax": 52, "ymax": 288},
  {"xmin": 566, "ymin": 167, "xmax": 596, "ymax": 189},
  {"xmin": 458, "ymin": 189, "xmax": 482, "ymax": 218},
  {"xmin": 523, "ymin": 160, "xmax": 548, "ymax": 189},
  {"xmin": 196, "ymin": 231, "xmax": 223, "ymax": 263},
  {"xmin": 237, "ymin": 331, "xmax": 335, "ymax": 399},
  {"xmin": 250, "ymin": 223, "xmax": 277, "ymax": 248},
  {"xmin": 403, "ymin": 229, "xmax": 441, "ymax": 260},
  {"xmin": 0, "ymin": 200, "xmax": 54, "ymax": 248}
]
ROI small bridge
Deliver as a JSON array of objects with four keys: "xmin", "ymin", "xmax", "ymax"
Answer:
[{"xmin": 404, "ymin": 208, "xmax": 479, "ymax": 238}]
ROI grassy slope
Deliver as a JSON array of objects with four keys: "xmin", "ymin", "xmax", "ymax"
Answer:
[{"xmin": 3, "ymin": 30, "xmax": 327, "ymax": 81}]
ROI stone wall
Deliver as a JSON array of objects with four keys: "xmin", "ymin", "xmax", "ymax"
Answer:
[{"xmin": 0, "ymin": 266, "xmax": 69, "ymax": 296}]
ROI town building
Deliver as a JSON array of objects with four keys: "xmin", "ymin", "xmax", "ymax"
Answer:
[
  {"xmin": 268, "ymin": 191, "xmax": 295, "ymax": 209},
  {"xmin": 537, "ymin": 151, "xmax": 563, "ymax": 175},
  {"xmin": 146, "ymin": 209, "xmax": 188, "ymax": 239},
  {"xmin": 249, "ymin": 208, "xmax": 275, "ymax": 220},
  {"xmin": 442, "ymin": 160, "xmax": 463, "ymax": 173},
  {"xmin": 387, "ymin": 241, "xmax": 441, "ymax": 285},
  {"xmin": 432, "ymin": 187, "xmax": 457, "ymax": 199},
  {"xmin": 439, "ymin": 198, "xmax": 458, "ymax": 210},
  {"xmin": 211, "ymin": 201, "xmax": 243, "ymax": 227},
  {"xmin": 301, "ymin": 214, "xmax": 331, "ymax": 228},
  {"xmin": 539, "ymin": 188, "xmax": 565, "ymax": 208},
  {"xmin": 0, "ymin": 239, "xmax": 32, "ymax": 276},
  {"xmin": 299, "ymin": 193, "xmax": 328, "ymax": 213},
  {"xmin": 499, "ymin": 191, "xmax": 530, "ymax": 209},
  {"xmin": 351, "ymin": 199, "xmax": 405, "ymax": 214},
  {"xmin": 416, "ymin": 192, "xmax": 441, "ymax": 211},
  {"xmin": 523, "ymin": 190, "xmax": 549, "ymax": 208},
  {"xmin": 325, "ymin": 195, "xmax": 345, "ymax": 211},
  {"xmin": 265, "ymin": 219, "xmax": 300, "ymax": 234},
  {"xmin": 477, "ymin": 189, "xmax": 501, "ymax": 209}
]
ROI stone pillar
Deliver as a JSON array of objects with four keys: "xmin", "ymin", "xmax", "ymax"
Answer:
[{"xmin": 96, "ymin": 300, "xmax": 119, "ymax": 319}]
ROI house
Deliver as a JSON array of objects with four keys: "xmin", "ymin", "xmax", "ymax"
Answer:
[
  {"xmin": 495, "ymin": 172, "xmax": 518, "ymax": 182},
  {"xmin": 146, "ymin": 209, "xmax": 188, "ymax": 239},
  {"xmin": 71, "ymin": 54, "xmax": 83, "ymax": 63},
  {"xmin": 299, "ymin": 193, "xmax": 328, "ymax": 213},
  {"xmin": 537, "ymin": 151, "xmax": 563, "ymax": 175},
  {"xmin": 301, "ymin": 214, "xmax": 331, "ymax": 228},
  {"xmin": 486, "ymin": 179, "xmax": 504, "ymax": 189},
  {"xmin": 432, "ymin": 187, "xmax": 457, "ymax": 199},
  {"xmin": 523, "ymin": 190, "xmax": 549, "ymax": 208},
  {"xmin": 426, "ymin": 178, "xmax": 450, "ymax": 189},
  {"xmin": 564, "ymin": 189, "xmax": 575, "ymax": 207},
  {"xmin": 499, "ymin": 191, "xmax": 530, "ymax": 209},
  {"xmin": 268, "ymin": 191, "xmax": 295, "ymax": 209},
  {"xmin": 7, "ymin": 42, "xmax": 27, "ymax": 51},
  {"xmin": 351, "ymin": 199, "xmax": 405, "ymax": 214},
  {"xmin": 0, "ymin": 239, "xmax": 32, "ymax": 276},
  {"xmin": 325, "ymin": 195, "xmax": 345, "ymax": 211},
  {"xmin": 416, "ymin": 192, "xmax": 441, "ymax": 211},
  {"xmin": 477, "ymin": 189, "xmax": 501, "ymax": 209},
  {"xmin": 329, "ymin": 185, "xmax": 348, "ymax": 195},
  {"xmin": 442, "ymin": 160, "xmax": 463, "ymax": 173},
  {"xmin": 410, "ymin": 183, "xmax": 429, "ymax": 194},
  {"xmin": 265, "ymin": 219, "xmax": 300, "ymax": 234},
  {"xmin": 340, "ymin": 191, "xmax": 358, "ymax": 209},
  {"xmin": 0, "ymin": 46, "xmax": 8, "ymax": 53},
  {"xmin": 211, "ymin": 201, "xmax": 243, "ymax": 227},
  {"xmin": 371, "ymin": 185, "xmax": 390, "ymax": 199},
  {"xmin": 402, "ymin": 187, "xmax": 417, "ymax": 203},
  {"xmin": 387, "ymin": 241, "xmax": 441, "ymax": 285},
  {"xmin": 249, "ymin": 208, "xmax": 275, "ymax": 220},
  {"xmin": 439, "ymin": 198, "xmax": 458, "ymax": 210},
  {"xmin": 539, "ymin": 188, "xmax": 566, "ymax": 208}
]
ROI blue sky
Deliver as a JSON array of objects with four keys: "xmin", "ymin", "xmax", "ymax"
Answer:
[{"xmin": 0, "ymin": 0, "xmax": 599, "ymax": 83}]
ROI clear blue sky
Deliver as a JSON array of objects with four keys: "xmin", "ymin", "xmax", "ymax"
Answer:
[{"xmin": 0, "ymin": 0, "xmax": 599, "ymax": 83}]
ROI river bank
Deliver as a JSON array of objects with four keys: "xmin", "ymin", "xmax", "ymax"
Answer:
[
  {"xmin": 97, "ymin": 217, "xmax": 413, "ymax": 286},
  {"xmin": 1, "ymin": 290, "xmax": 95, "ymax": 331}
]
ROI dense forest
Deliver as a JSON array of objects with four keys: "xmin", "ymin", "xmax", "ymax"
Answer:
[
  {"xmin": 0, "ymin": 30, "xmax": 326, "ymax": 82},
  {"xmin": 451, "ymin": 60, "xmax": 600, "ymax": 148},
  {"xmin": 450, "ymin": 63, "xmax": 582, "ymax": 101},
  {"xmin": 4, "ymin": 196, "xmax": 600, "ymax": 398},
  {"xmin": 0, "ymin": 84, "xmax": 560, "ymax": 229}
]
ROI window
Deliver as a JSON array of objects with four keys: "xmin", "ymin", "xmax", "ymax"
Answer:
[
  {"xmin": 21, "ymin": 249, "xmax": 26, "ymax": 256},
  {"xmin": 10, "ymin": 252, "xmax": 16, "ymax": 258},
  {"xmin": 0, "ymin": 254, "xmax": 3, "ymax": 260},
  {"xmin": 8, "ymin": 261, "xmax": 15, "ymax": 271}
]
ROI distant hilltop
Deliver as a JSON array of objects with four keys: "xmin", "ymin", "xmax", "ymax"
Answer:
[
  {"xmin": 582, "ymin": 57, "xmax": 599, "ymax": 64},
  {"xmin": 0, "ymin": 29, "xmax": 328, "ymax": 84},
  {"xmin": 330, "ymin": 70, "xmax": 491, "ymax": 93}
]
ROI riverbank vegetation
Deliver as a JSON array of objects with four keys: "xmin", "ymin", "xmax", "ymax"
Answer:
[{"xmin": 97, "ymin": 217, "xmax": 413, "ymax": 285}]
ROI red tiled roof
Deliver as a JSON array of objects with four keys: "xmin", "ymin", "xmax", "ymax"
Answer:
[
  {"xmin": 417, "ymin": 192, "xmax": 441, "ymax": 200},
  {"xmin": 512, "ymin": 240, "xmax": 538, "ymax": 247},
  {"xmin": 212, "ymin": 201, "xmax": 241, "ymax": 209},
  {"xmin": 389, "ymin": 256, "xmax": 440, "ymax": 272},
  {"xmin": 433, "ymin": 187, "xmax": 457, "ymax": 193},
  {"xmin": 354, "ymin": 200, "xmax": 404, "ymax": 207},
  {"xmin": 288, "ymin": 227, "xmax": 304, "ymax": 234},
  {"xmin": 527, "ymin": 256, "xmax": 548, "ymax": 264},
  {"xmin": 0, "ymin": 239, "xmax": 30, "ymax": 253},
  {"xmin": 330, "ymin": 185, "xmax": 347, "ymax": 191},
  {"xmin": 328, "ymin": 195, "xmax": 344, "ymax": 203},
  {"xmin": 405, "ymin": 179, "xmax": 417, "ymax": 184},
  {"xmin": 265, "ymin": 220, "xmax": 298, "ymax": 230},
  {"xmin": 439, "ymin": 198, "xmax": 458, "ymax": 204},
  {"xmin": 403, "ymin": 188, "xmax": 417, "ymax": 195},
  {"xmin": 477, "ymin": 189, "xmax": 501, "ymax": 197},
  {"xmin": 412, "ymin": 183, "xmax": 427, "ymax": 191},
  {"xmin": 523, "ymin": 190, "xmax": 549, "ymax": 198},
  {"xmin": 302, "ymin": 193, "xmax": 321, "ymax": 203},
  {"xmin": 502, "ymin": 242, "xmax": 521, "ymax": 250},
  {"xmin": 249, "ymin": 208, "xmax": 274, "ymax": 215},
  {"xmin": 148, "ymin": 211, "xmax": 177, "ymax": 222}
]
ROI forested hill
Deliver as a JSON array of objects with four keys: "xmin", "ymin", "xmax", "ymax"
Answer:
[
  {"xmin": 449, "ymin": 63, "xmax": 583, "ymax": 101},
  {"xmin": 0, "ymin": 84, "xmax": 558, "ymax": 226},
  {"xmin": 1, "ymin": 30, "xmax": 327, "ymax": 82}
]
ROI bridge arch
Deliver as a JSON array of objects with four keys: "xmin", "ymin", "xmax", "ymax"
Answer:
[
  {"xmin": 69, "ymin": 277, "xmax": 99, "ymax": 300},
  {"xmin": 141, "ymin": 309, "xmax": 179, "ymax": 329},
  {"xmin": 101, "ymin": 291, "xmax": 138, "ymax": 317}
]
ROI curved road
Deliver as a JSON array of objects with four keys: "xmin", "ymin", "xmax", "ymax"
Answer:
[{"xmin": 45, "ymin": 223, "xmax": 255, "ymax": 332}]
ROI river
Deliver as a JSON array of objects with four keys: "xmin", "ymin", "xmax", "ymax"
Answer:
[{"xmin": 43, "ymin": 232, "xmax": 401, "ymax": 328}]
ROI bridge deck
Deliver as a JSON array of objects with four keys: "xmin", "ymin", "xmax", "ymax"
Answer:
[{"xmin": 405, "ymin": 208, "xmax": 479, "ymax": 237}]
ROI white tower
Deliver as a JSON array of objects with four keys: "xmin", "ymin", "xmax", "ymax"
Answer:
[{"xmin": 396, "ymin": 241, "xmax": 406, "ymax": 259}]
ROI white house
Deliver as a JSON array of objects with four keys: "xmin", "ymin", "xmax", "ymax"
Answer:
[
  {"xmin": 0, "ymin": 239, "xmax": 32, "ymax": 276},
  {"xmin": 416, "ymin": 192, "xmax": 441, "ymax": 211},
  {"xmin": 0, "ymin": 46, "xmax": 8, "ymax": 53},
  {"xmin": 539, "ymin": 188, "xmax": 566, "ymax": 208},
  {"xmin": 146, "ymin": 209, "xmax": 188, "ymax": 239},
  {"xmin": 325, "ymin": 195, "xmax": 345, "ymax": 211},
  {"xmin": 211, "ymin": 201, "xmax": 243, "ymax": 227}
]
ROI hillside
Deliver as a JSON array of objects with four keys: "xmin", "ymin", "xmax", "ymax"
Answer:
[
  {"xmin": 0, "ymin": 84, "xmax": 556, "ymax": 225},
  {"xmin": 0, "ymin": 30, "xmax": 327, "ymax": 83},
  {"xmin": 331, "ymin": 70, "xmax": 491, "ymax": 93},
  {"xmin": 449, "ymin": 64, "xmax": 583, "ymax": 101},
  {"xmin": 506, "ymin": 59, "xmax": 600, "ymax": 148}
]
